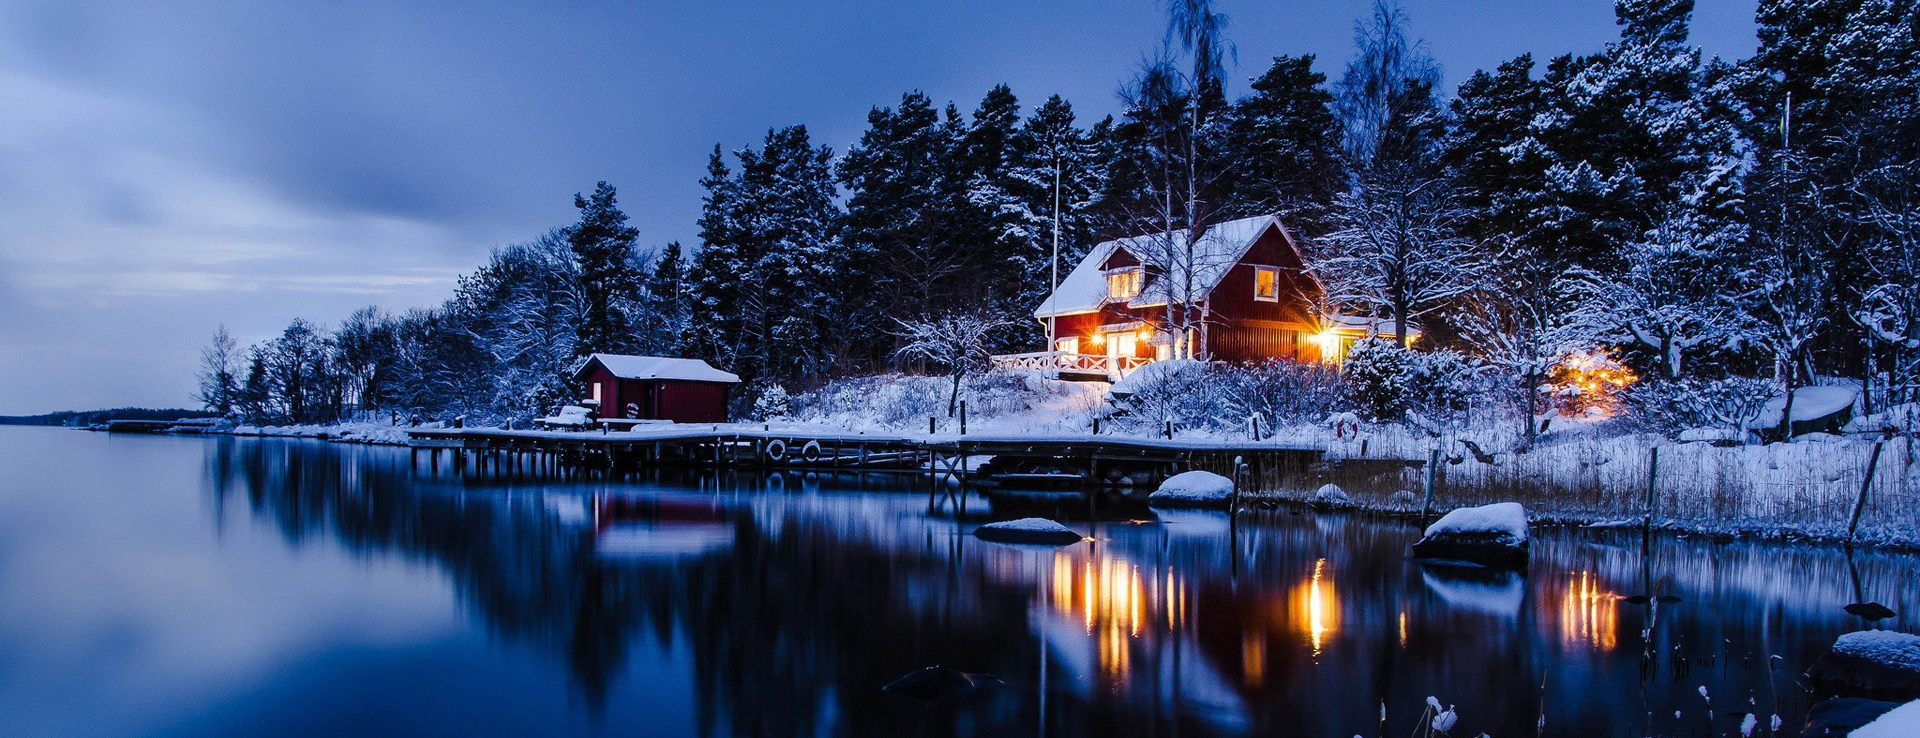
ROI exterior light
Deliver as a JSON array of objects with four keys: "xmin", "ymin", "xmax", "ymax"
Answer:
[
  {"xmin": 1090, "ymin": 332, "xmax": 1106, "ymax": 347},
  {"xmin": 1137, "ymin": 327, "xmax": 1153, "ymax": 342}
]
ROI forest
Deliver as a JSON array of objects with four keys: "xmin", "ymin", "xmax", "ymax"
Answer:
[{"xmin": 193, "ymin": 0, "xmax": 1920, "ymax": 438}]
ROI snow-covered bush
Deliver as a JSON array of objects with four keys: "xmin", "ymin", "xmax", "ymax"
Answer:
[
  {"xmin": 1109, "ymin": 360, "xmax": 1233, "ymax": 431},
  {"xmin": 1624, "ymin": 377, "xmax": 1777, "ymax": 436},
  {"xmin": 1343, "ymin": 339, "xmax": 1481, "ymax": 423},
  {"xmin": 1344, "ymin": 337, "xmax": 1416, "ymax": 421},
  {"xmin": 1222, "ymin": 359, "xmax": 1349, "ymax": 425},
  {"xmin": 750, "ymin": 382, "xmax": 791, "ymax": 421}
]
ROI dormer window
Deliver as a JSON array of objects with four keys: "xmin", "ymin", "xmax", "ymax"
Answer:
[
  {"xmin": 1253, "ymin": 266, "xmax": 1279, "ymax": 302},
  {"xmin": 1106, "ymin": 268, "xmax": 1143, "ymax": 301}
]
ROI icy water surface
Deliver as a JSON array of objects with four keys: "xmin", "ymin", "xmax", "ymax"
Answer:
[{"xmin": 0, "ymin": 426, "xmax": 1915, "ymax": 737}]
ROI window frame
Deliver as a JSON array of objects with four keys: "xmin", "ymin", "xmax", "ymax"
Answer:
[
  {"xmin": 1105, "ymin": 268, "xmax": 1143, "ymax": 301},
  {"xmin": 1252, "ymin": 265, "xmax": 1280, "ymax": 303}
]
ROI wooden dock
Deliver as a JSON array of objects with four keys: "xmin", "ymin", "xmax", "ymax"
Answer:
[{"xmin": 404, "ymin": 426, "xmax": 1324, "ymax": 494}]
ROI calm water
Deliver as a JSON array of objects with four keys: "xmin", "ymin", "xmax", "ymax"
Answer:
[{"xmin": 0, "ymin": 426, "xmax": 1914, "ymax": 737}]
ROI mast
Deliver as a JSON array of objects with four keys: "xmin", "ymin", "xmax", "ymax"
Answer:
[{"xmin": 1049, "ymin": 147, "xmax": 1062, "ymax": 363}]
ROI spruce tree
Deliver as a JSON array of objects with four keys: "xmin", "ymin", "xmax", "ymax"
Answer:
[
  {"xmin": 566, "ymin": 182, "xmax": 642, "ymax": 355},
  {"xmin": 1225, "ymin": 54, "xmax": 1343, "ymax": 234}
]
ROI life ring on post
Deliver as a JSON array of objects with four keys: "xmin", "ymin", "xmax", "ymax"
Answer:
[
  {"xmin": 800, "ymin": 440, "xmax": 823, "ymax": 463},
  {"xmin": 1333, "ymin": 415, "xmax": 1360, "ymax": 441},
  {"xmin": 763, "ymin": 438, "xmax": 787, "ymax": 463}
]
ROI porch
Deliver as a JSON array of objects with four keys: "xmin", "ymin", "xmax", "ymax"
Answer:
[{"xmin": 989, "ymin": 351, "xmax": 1150, "ymax": 382}]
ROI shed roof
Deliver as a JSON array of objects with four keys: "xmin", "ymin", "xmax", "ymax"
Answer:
[
  {"xmin": 572, "ymin": 354, "xmax": 741, "ymax": 383},
  {"xmin": 1033, "ymin": 214, "xmax": 1289, "ymax": 320}
]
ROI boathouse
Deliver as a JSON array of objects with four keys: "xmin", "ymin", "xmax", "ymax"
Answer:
[
  {"xmin": 571, "ymin": 354, "xmax": 740, "ymax": 424},
  {"xmin": 996, "ymin": 214, "xmax": 1413, "ymax": 380}
]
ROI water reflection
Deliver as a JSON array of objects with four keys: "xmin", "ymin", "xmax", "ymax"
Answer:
[
  {"xmin": 1559, "ymin": 571, "xmax": 1619, "ymax": 651},
  {"xmin": 184, "ymin": 437, "xmax": 1920, "ymax": 737}
]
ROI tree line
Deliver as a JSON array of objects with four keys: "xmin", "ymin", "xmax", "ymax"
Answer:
[{"xmin": 198, "ymin": 0, "xmax": 1920, "ymax": 431}]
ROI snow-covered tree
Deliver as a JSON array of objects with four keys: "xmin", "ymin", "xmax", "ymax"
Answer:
[
  {"xmin": 693, "ymin": 126, "xmax": 840, "ymax": 384},
  {"xmin": 1225, "ymin": 54, "xmax": 1344, "ymax": 234},
  {"xmin": 1455, "ymin": 240, "xmax": 1605, "ymax": 445},
  {"xmin": 892, "ymin": 311, "xmax": 1011, "ymax": 417},
  {"xmin": 566, "ymin": 182, "xmax": 643, "ymax": 356},
  {"xmin": 195, "ymin": 325, "xmax": 239, "ymax": 416}
]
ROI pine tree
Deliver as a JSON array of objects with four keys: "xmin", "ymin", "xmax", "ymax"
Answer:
[
  {"xmin": 566, "ymin": 182, "xmax": 642, "ymax": 356},
  {"xmin": 643, "ymin": 241, "xmax": 692, "ymax": 354},
  {"xmin": 1225, "ymin": 54, "xmax": 1343, "ymax": 234}
]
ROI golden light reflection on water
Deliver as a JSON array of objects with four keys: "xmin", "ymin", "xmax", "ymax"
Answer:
[
  {"xmin": 1559, "ymin": 571, "xmax": 1618, "ymax": 650},
  {"xmin": 1291, "ymin": 558, "xmax": 1339, "ymax": 657},
  {"xmin": 1048, "ymin": 551, "xmax": 1183, "ymax": 680}
]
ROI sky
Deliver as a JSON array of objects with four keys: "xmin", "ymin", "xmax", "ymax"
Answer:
[{"xmin": 0, "ymin": 0, "xmax": 1759, "ymax": 414}]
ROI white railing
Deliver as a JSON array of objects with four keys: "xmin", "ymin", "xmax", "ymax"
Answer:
[{"xmin": 990, "ymin": 351, "xmax": 1149, "ymax": 379}]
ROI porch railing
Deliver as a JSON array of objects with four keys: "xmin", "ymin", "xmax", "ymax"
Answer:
[{"xmin": 989, "ymin": 351, "xmax": 1149, "ymax": 379}]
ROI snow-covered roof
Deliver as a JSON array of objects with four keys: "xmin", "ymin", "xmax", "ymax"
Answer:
[
  {"xmin": 1033, "ymin": 214, "xmax": 1287, "ymax": 320},
  {"xmin": 573, "ymin": 354, "xmax": 741, "ymax": 383}
]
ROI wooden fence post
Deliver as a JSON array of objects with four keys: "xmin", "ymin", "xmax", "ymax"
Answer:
[
  {"xmin": 1643, "ymin": 446, "xmax": 1660, "ymax": 522},
  {"xmin": 960, "ymin": 401, "xmax": 967, "ymax": 436},
  {"xmin": 1420, "ymin": 447, "xmax": 1440, "ymax": 518},
  {"xmin": 1847, "ymin": 442, "xmax": 1886, "ymax": 543}
]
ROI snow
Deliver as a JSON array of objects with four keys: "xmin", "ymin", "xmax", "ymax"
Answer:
[
  {"xmin": 1854, "ymin": 700, "xmax": 1920, "ymax": 738},
  {"xmin": 1310, "ymin": 483, "xmax": 1350, "ymax": 503},
  {"xmin": 1754, "ymin": 385, "xmax": 1857, "ymax": 427},
  {"xmin": 536, "ymin": 405, "xmax": 594, "ymax": 427},
  {"xmin": 980, "ymin": 517, "xmax": 1075, "ymax": 534},
  {"xmin": 1423, "ymin": 502, "xmax": 1529, "ymax": 544},
  {"xmin": 573, "ymin": 353, "xmax": 740, "ymax": 383},
  {"xmin": 1033, "ymin": 214, "xmax": 1283, "ymax": 319},
  {"xmin": 1849, "ymin": 402, "xmax": 1920, "ymax": 434},
  {"xmin": 1149, "ymin": 471, "xmax": 1235, "ymax": 502},
  {"xmin": 1832, "ymin": 631, "xmax": 1920, "ymax": 674},
  {"xmin": 1677, "ymin": 427, "xmax": 1754, "ymax": 444},
  {"xmin": 1109, "ymin": 359, "xmax": 1208, "ymax": 397}
]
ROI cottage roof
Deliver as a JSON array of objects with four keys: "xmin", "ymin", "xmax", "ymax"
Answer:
[
  {"xmin": 1033, "ymin": 214, "xmax": 1289, "ymax": 320},
  {"xmin": 573, "ymin": 354, "xmax": 741, "ymax": 383}
]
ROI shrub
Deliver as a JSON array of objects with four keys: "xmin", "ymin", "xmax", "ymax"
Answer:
[
  {"xmin": 1624, "ymin": 377, "xmax": 1777, "ymax": 435},
  {"xmin": 1344, "ymin": 338, "xmax": 1417, "ymax": 421}
]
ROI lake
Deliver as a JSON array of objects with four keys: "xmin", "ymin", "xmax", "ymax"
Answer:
[{"xmin": 0, "ymin": 425, "xmax": 1912, "ymax": 737}]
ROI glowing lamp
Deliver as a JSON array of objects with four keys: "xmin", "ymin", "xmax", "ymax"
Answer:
[{"xmin": 1090, "ymin": 332, "xmax": 1106, "ymax": 347}]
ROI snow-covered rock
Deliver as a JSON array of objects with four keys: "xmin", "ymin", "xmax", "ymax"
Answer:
[
  {"xmin": 1108, "ymin": 359, "xmax": 1208, "ymax": 399},
  {"xmin": 1803, "ymin": 697, "xmax": 1902, "ymax": 738},
  {"xmin": 1310, "ymin": 483, "xmax": 1350, "ymax": 504},
  {"xmin": 973, "ymin": 517, "xmax": 1084, "ymax": 545},
  {"xmin": 1755, "ymin": 386, "xmax": 1858, "ymax": 436},
  {"xmin": 1854, "ymin": 699, "xmax": 1920, "ymax": 738},
  {"xmin": 1411, "ymin": 502, "xmax": 1530, "ymax": 569},
  {"xmin": 1807, "ymin": 630, "xmax": 1920, "ymax": 700},
  {"xmin": 1147, "ymin": 470, "xmax": 1235, "ymax": 509}
]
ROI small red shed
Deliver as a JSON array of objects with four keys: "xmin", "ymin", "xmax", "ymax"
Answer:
[{"xmin": 570, "ymin": 354, "xmax": 741, "ymax": 424}]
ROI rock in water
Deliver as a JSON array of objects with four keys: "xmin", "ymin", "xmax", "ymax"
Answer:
[
  {"xmin": 1147, "ymin": 470, "xmax": 1235, "ymax": 509},
  {"xmin": 1410, "ymin": 502, "xmax": 1530, "ymax": 569},
  {"xmin": 882, "ymin": 666, "xmax": 1002, "ymax": 702},
  {"xmin": 973, "ymin": 518, "xmax": 1084, "ymax": 545},
  {"xmin": 1807, "ymin": 631, "xmax": 1920, "ymax": 700},
  {"xmin": 1801, "ymin": 697, "xmax": 1904, "ymax": 738},
  {"xmin": 1847, "ymin": 602, "xmax": 1899, "ymax": 621},
  {"xmin": 1851, "ymin": 699, "xmax": 1920, "ymax": 738}
]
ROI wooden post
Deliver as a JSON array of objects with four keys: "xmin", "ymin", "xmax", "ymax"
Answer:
[
  {"xmin": 1164, "ymin": 419, "xmax": 1174, "ymax": 440},
  {"xmin": 1420, "ymin": 448, "xmax": 1440, "ymax": 518},
  {"xmin": 1643, "ymin": 446, "xmax": 1660, "ymax": 522},
  {"xmin": 960, "ymin": 401, "xmax": 967, "ymax": 436},
  {"xmin": 1848, "ymin": 442, "xmax": 1885, "ymax": 543},
  {"xmin": 1092, "ymin": 417, "xmax": 1100, "ymax": 435},
  {"xmin": 929, "ymin": 415, "xmax": 936, "ymax": 435}
]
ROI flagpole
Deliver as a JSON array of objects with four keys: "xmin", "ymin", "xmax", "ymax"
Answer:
[{"xmin": 1049, "ymin": 148, "xmax": 1062, "ymax": 370}]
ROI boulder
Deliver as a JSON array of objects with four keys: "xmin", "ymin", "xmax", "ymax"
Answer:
[
  {"xmin": 1411, "ymin": 502, "xmax": 1530, "ymax": 569},
  {"xmin": 973, "ymin": 517, "xmax": 1084, "ymax": 545},
  {"xmin": 882, "ymin": 666, "xmax": 1003, "ymax": 702},
  {"xmin": 1147, "ymin": 470, "xmax": 1235, "ymax": 509},
  {"xmin": 1801, "ymin": 697, "xmax": 1903, "ymax": 738},
  {"xmin": 1852, "ymin": 699, "xmax": 1920, "ymax": 738},
  {"xmin": 1807, "ymin": 631, "xmax": 1920, "ymax": 701},
  {"xmin": 1310, "ymin": 483, "xmax": 1350, "ymax": 504}
]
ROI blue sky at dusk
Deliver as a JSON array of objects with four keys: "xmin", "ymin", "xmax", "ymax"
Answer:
[{"xmin": 0, "ymin": 0, "xmax": 1757, "ymax": 412}]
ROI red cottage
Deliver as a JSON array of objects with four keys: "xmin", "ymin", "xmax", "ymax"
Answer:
[
  {"xmin": 570, "ymin": 354, "xmax": 741, "ymax": 424},
  {"xmin": 998, "ymin": 214, "xmax": 1411, "ymax": 380}
]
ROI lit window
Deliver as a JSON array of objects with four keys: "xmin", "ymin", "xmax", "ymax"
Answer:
[
  {"xmin": 1253, "ymin": 266, "xmax": 1279, "ymax": 302},
  {"xmin": 1055, "ymin": 337, "xmax": 1079, "ymax": 355},
  {"xmin": 1106, "ymin": 269, "xmax": 1143, "ymax": 300},
  {"xmin": 591, "ymin": 382, "xmax": 603, "ymax": 402}
]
